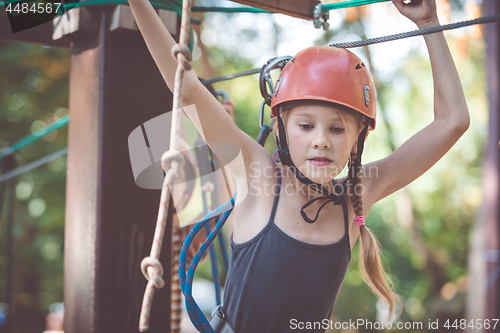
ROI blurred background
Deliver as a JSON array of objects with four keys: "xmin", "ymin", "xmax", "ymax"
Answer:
[{"xmin": 0, "ymin": 0, "xmax": 489, "ymax": 331}]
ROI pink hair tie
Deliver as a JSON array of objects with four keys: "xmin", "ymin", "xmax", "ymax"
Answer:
[{"xmin": 354, "ymin": 216, "xmax": 365, "ymax": 227}]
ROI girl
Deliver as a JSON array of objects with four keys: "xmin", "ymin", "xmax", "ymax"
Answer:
[{"xmin": 126, "ymin": 0, "xmax": 470, "ymax": 331}]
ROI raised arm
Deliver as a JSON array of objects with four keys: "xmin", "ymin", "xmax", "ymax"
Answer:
[
  {"xmin": 364, "ymin": 0, "xmax": 470, "ymax": 205},
  {"xmin": 126, "ymin": 0, "xmax": 271, "ymax": 181}
]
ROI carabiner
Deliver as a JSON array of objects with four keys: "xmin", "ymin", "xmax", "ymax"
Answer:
[
  {"xmin": 259, "ymin": 101, "xmax": 266, "ymax": 128},
  {"xmin": 259, "ymin": 56, "xmax": 293, "ymax": 107},
  {"xmin": 216, "ymin": 90, "xmax": 229, "ymax": 102}
]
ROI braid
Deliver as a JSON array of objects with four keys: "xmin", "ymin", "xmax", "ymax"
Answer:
[
  {"xmin": 348, "ymin": 153, "xmax": 363, "ymax": 217},
  {"xmin": 348, "ymin": 132, "xmax": 402, "ymax": 320}
]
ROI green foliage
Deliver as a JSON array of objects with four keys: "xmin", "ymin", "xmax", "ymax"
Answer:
[{"xmin": 0, "ymin": 40, "xmax": 69, "ymax": 331}]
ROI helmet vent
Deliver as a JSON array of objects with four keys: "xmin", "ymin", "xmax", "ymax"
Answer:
[{"xmin": 356, "ymin": 63, "xmax": 366, "ymax": 70}]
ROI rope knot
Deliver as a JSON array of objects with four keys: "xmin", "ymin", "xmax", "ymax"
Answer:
[
  {"xmin": 141, "ymin": 257, "xmax": 165, "ymax": 289},
  {"xmin": 172, "ymin": 44, "xmax": 193, "ymax": 71},
  {"xmin": 161, "ymin": 150, "xmax": 186, "ymax": 179},
  {"xmin": 201, "ymin": 182, "xmax": 215, "ymax": 193}
]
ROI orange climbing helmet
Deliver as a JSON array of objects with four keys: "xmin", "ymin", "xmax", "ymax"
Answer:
[{"xmin": 270, "ymin": 46, "xmax": 377, "ymax": 129}]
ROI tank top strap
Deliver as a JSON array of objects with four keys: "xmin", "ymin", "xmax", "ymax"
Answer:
[
  {"xmin": 269, "ymin": 166, "xmax": 282, "ymax": 223},
  {"xmin": 341, "ymin": 196, "xmax": 349, "ymax": 241},
  {"xmin": 268, "ymin": 172, "xmax": 349, "ymax": 245},
  {"xmin": 332, "ymin": 178, "xmax": 350, "ymax": 242}
]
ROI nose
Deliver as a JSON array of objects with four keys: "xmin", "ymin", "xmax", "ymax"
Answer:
[{"xmin": 311, "ymin": 129, "xmax": 331, "ymax": 149}]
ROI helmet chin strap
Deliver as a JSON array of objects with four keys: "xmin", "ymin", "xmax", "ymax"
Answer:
[
  {"xmin": 275, "ymin": 114, "xmax": 345, "ymax": 223},
  {"xmin": 275, "ymin": 113, "xmax": 369, "ymax": 224}
]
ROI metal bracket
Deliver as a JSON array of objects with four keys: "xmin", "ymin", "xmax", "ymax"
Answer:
[{"xmin": 313, "ymin": 3, "xmax": 330, "ymax": 31}]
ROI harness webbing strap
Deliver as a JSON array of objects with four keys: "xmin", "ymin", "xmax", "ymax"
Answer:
[{"xmin": 180, "ymin": 196, "xmax": 236, "ymax": 333}]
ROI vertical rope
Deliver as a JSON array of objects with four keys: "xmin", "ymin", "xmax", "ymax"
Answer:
[
  {"xmin": 170, "ymin": 0, "xmax": 193, "ymax": 150},
  {"xmin": 138, "ymin": 0, "xmax": 193, "ymax": 330},
  {"xmin": 171, "ymin": 223, "xmax": 183, "ymax": 332},
  {"xmin": 139, "ymin": 169, "xmax": 175, "ymax": 331},
  {"xmin": 169, "ymin": 1, "xmax": 193, "ymax": 332}
]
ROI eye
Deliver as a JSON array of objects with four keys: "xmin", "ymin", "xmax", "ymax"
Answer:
[
  {"xmin": 299, "ymin": 124, "xmax": 313, "ymax": 130},
  {"xmin": 331, "ymin": 127, "xmax": 344, "ymax": 133}
]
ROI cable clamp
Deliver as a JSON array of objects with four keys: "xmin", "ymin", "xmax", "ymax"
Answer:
[{"xmin": 313, "ymin": 3, "xmax": 330, "ymax": 31}]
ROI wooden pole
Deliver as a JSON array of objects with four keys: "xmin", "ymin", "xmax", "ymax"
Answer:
[
  {"xmin": 483, "ymin": 0, "xmax": 500, "ymax": 328},
  {"xmin": 63, "ymin": 7, "xmax": 178, "ymax": 333}
]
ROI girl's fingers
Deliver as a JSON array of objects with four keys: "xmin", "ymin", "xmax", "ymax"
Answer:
[
  {"xmin": 391, "ymin": 0, "xmax": 407, "ymax": 13},
  {"xmin": 392, "ymin": 0, "xmax": 437, "ymax": 26},
  {"xmin": 222, "ymin": 99, "xmax": 236, "ymax": 119}
]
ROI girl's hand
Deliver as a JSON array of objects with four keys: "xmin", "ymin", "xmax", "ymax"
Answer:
[
  {"xmin": 222, "ymin": 99, "xmax": 236, "ymax": 120},
  {"xmin": 392, "ymin": 0, "xmax": 439, "ymax": 28}
]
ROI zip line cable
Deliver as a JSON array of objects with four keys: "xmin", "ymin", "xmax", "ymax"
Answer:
[
  {"xmin": 330, "ymin": 13, "xmax": 500, "ymax": 48},
  {"xmin": 322, "ymin": 0, "xmax": 390, "ymax": 11},
  {"xmin": 0, "ymin": 115, "xmax": 69, "ymax": 161},
  {"xmin": 191, "ymin": 6, "xmax": 270, "ymax": 13},
  {"xmin": 0, "ymin": 148, "xmax": 68, "ymax": 184},
  {"xmin": 200, "ymin": 68, "xmax": 261, "ymax": 85}
]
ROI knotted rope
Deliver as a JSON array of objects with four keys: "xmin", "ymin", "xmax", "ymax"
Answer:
[{"xmin": 138, "ymin": 0, "xmax": 194, "ymax": 329}]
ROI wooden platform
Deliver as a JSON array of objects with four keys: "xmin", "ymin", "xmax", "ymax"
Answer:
[{"xmin": 230, "ymin": 0, "xmax": 320, "ymax": 20}]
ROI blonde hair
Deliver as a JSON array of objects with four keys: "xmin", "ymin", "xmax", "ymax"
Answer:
[
  {"xmin": 336, "ymin": 109, "xmax": 402, "ymax": 319},
  {"xmin": 274, "ymin": 104, "xmax": 401, "ymax": 318}
]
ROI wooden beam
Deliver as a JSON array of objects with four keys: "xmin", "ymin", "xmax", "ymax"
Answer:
[
  {"xmin": 0, "ymin": 4, "xmax": 178, "ymax": 47},
  {"xmin": 230, "ymin": 0, "xmax": 320, "ymax": 20},
  {"xmin": 483, "ymin": 0, "xmax": 500, "ymax": 326},
  {"xmin": 0, "ymin": 8, "xmax": 69, "ymax": 47},
  {"xmin": 63, "ymin": 7, "xmax": 179, "ymax": 332}
]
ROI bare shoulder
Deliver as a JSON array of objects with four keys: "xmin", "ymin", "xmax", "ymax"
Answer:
[{"xmin": 231, "ymin": 159, "xmax": 281, "ymax": 244}]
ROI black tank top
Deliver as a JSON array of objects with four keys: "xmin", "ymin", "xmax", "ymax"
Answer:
[{"xmin": 223, "ymin": 167, "xmax": 351, "ymax": 333}]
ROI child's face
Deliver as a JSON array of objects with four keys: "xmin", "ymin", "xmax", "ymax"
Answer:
[{"xmin": 284, "ymin": 104, "xmax": 360, "ymax": 184}]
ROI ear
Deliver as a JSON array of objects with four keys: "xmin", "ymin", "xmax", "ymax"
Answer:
[
  {"xmin": 351, "ymin": 147, "xmax": 358, "ymax": 158},
  {"xmin": 352, "ymin": 139, "xmax": 358, "ymax": 156}
]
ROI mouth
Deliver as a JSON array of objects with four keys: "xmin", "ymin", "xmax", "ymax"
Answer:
[{"xmin": 308, "ymin": 157, "xmax": 332, "ymax": 166}]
